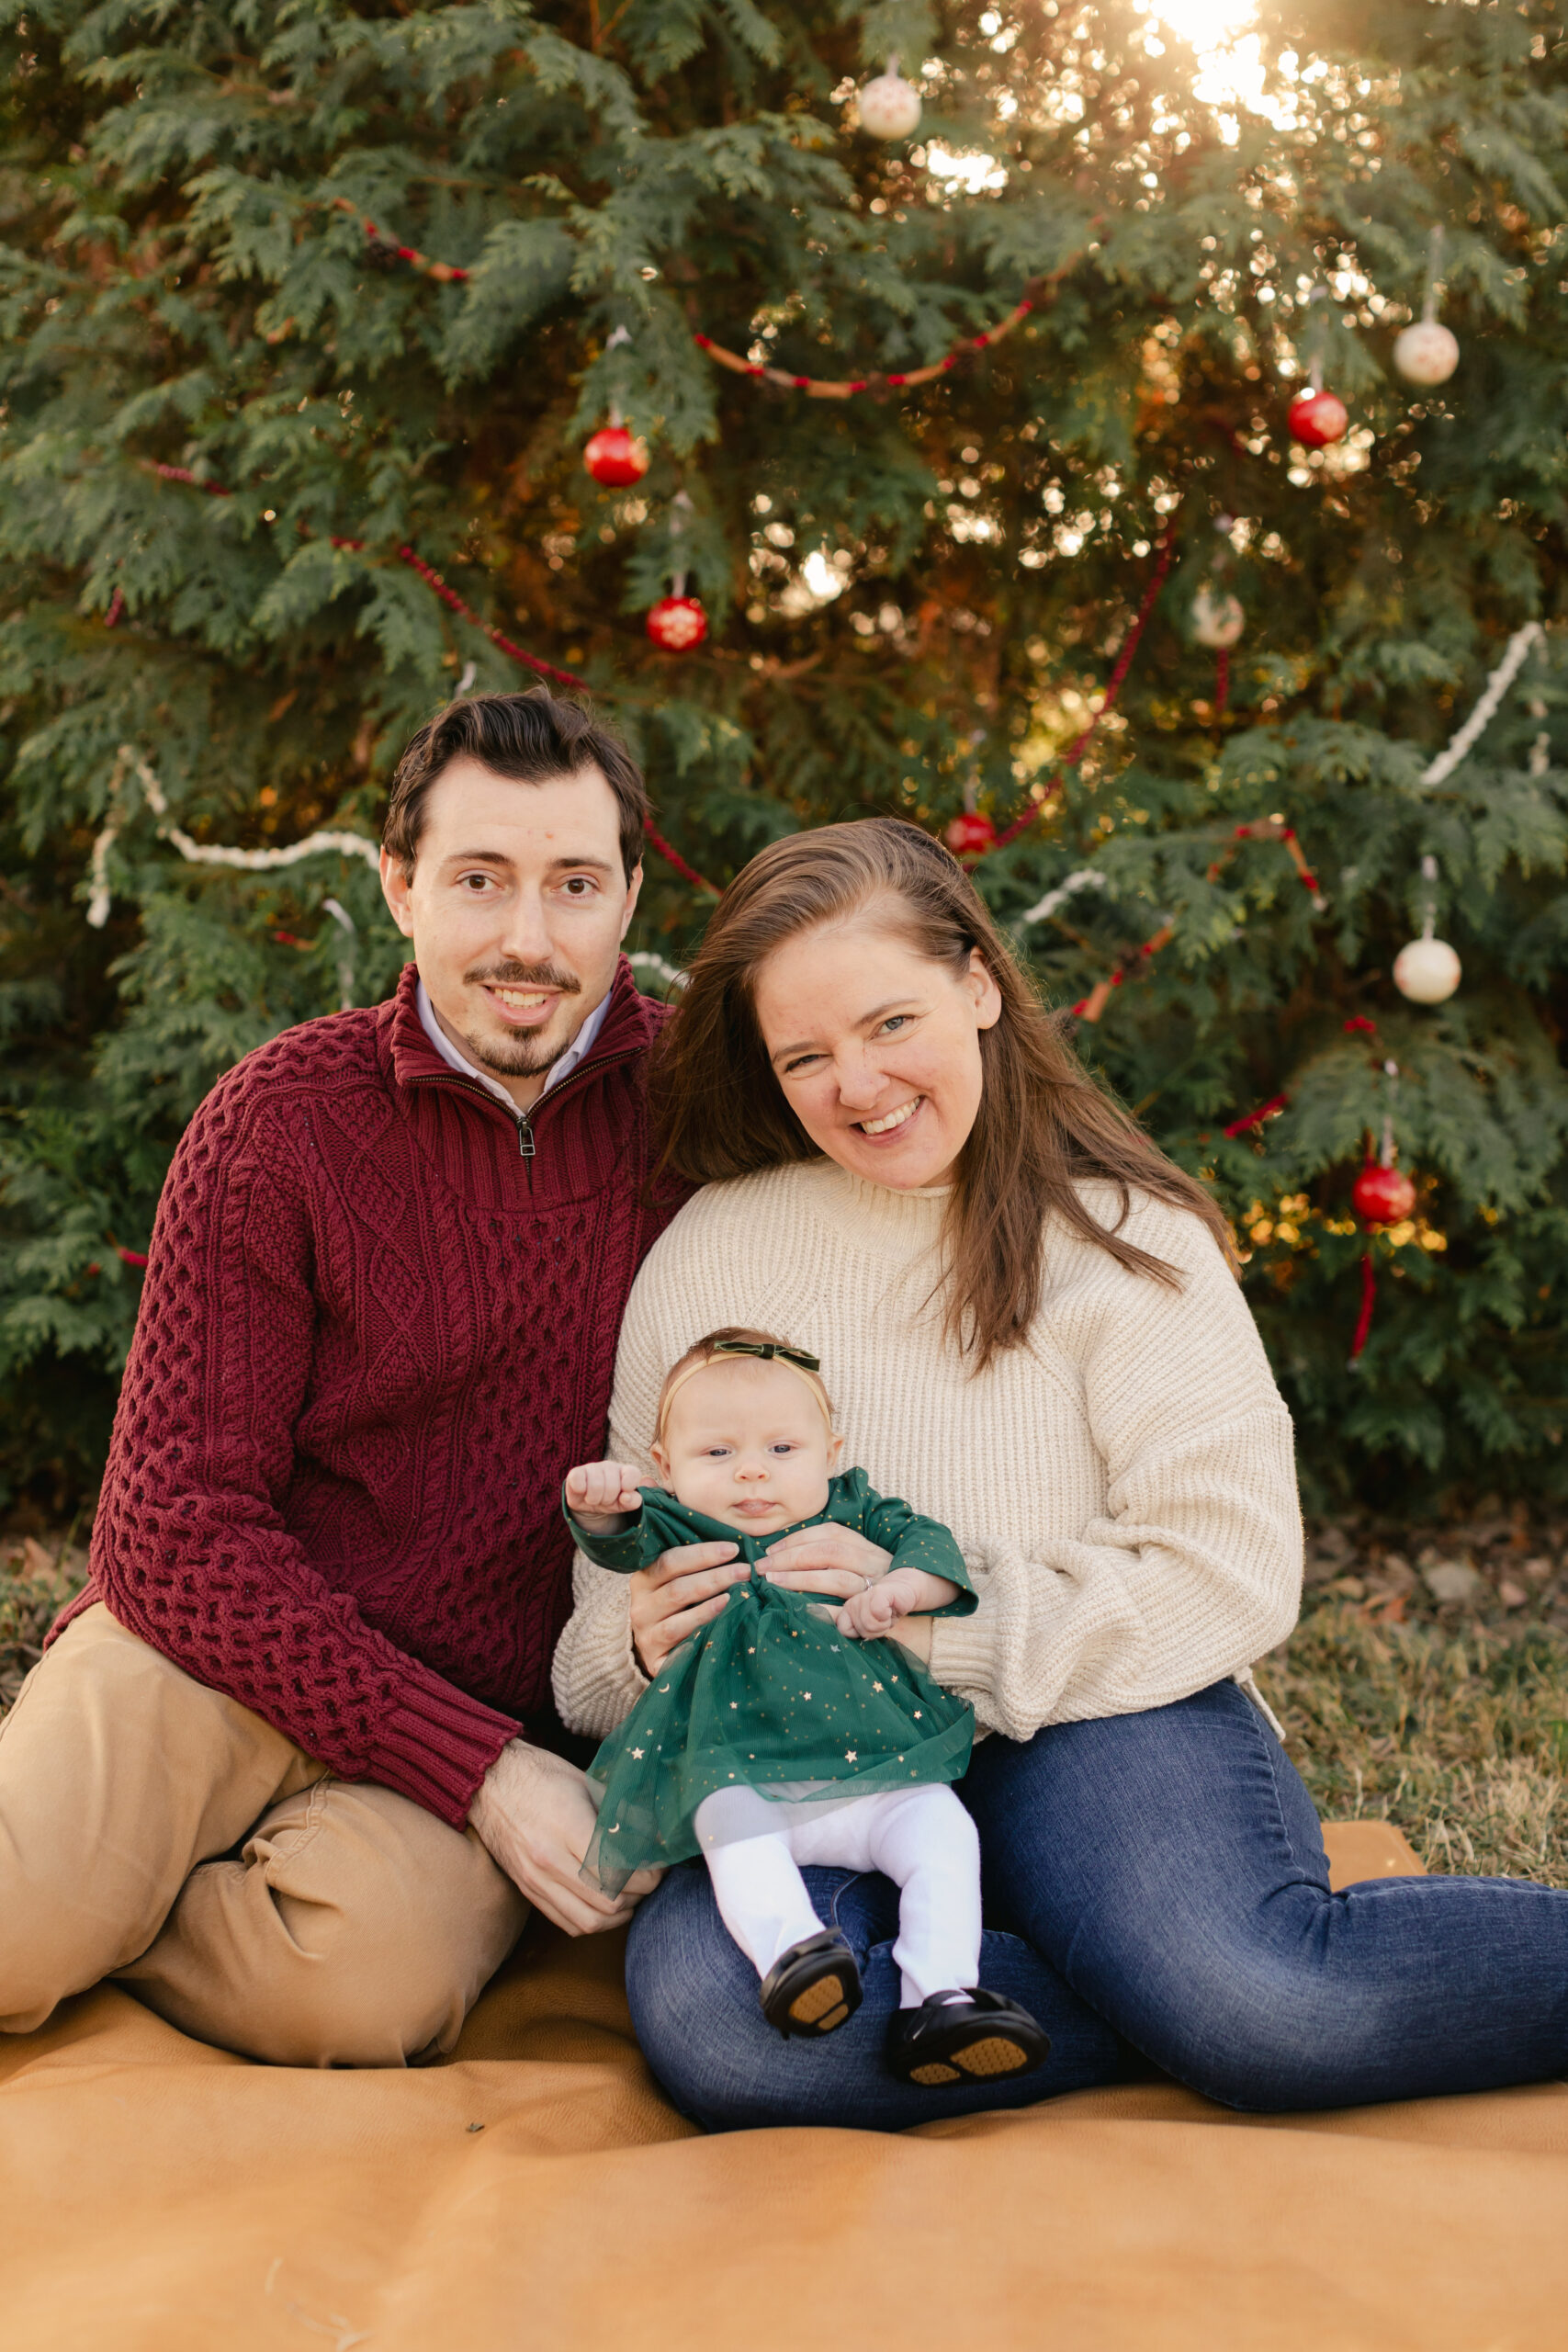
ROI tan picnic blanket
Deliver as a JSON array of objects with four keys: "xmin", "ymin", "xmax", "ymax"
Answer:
[{"xmin": 3, "ymin": 1820, "xmax": 1564, "ymax": 2352}]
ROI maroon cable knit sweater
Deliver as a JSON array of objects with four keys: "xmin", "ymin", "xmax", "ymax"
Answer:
[{"xmin": 62, "ymin": 958, "xmax": 687, "ymax": 1828}]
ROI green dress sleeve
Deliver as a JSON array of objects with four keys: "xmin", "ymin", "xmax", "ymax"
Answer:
[
  {"xmin": 832, "ymin": 1469, "xmax": 977, "ymax": 1618},
  {"xmin": 563, "ymin": 1486, "xmax": 691, "ymax": 1574}
]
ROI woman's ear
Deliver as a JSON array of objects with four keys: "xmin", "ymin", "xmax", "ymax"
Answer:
[{"xmin": 965, "ymin": 947, "xmax": 1004, "ymax": 1031}]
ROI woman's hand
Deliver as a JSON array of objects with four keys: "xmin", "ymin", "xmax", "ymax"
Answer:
[
  {"xmin": 629, "ymin": 1541, "xmax": 745, "ymax": 1680},
  {"xmin": 758, "ymin": 1521, "xmax": 892, "ymax": 1603}
]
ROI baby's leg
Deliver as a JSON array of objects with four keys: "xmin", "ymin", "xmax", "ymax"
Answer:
[
  {"xmin": 863, "ymin": 1785, "xmax": 983, "ymax": 2008},
  {"xmin": 792, "ymin": 1789, "xmax": 1047, "ymax": 2085},
  {"xmin": 694, "ymin": 1792, "xmax": 824, "ymax": 1978}
]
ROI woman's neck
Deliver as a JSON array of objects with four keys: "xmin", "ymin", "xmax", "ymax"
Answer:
[{"xmin": 793, "ymin": 1158, "xmax": 951, "ymax": 1256}]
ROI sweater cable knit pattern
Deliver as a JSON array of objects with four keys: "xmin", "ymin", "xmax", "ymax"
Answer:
[
  {"xmin": 69, "ymin": 959, "xmax": 685, "ymax": 1827},
  {"xmin": 553, "ymin": 1160, "xmax": 1303, "ymax": 1747}
]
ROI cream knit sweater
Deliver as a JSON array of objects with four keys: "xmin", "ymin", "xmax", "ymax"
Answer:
[{"xmin": 552, "ymin": 1159, "xmax": 1302, "ymax": 1745}]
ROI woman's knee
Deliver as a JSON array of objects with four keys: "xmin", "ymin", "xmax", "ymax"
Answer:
[
  {"xmin": 1116, "ymin": 1907, "xmax": 1399, "ymax": 2111},
  {"xmin": 625, "ymin": 1866, "xmax": 761, "ymax": 2118}
]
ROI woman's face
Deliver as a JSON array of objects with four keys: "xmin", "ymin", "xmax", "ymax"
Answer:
[{"xmin": 751, "ymin": 913, "xmax": 1002, "ymax": 1190}]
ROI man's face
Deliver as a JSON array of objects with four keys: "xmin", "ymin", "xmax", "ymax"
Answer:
[{"xmin": 380, "ymin": 756, "xmax": 641, "ymax": 1108}]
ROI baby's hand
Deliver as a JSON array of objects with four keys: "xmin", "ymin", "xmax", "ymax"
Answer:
[
  {"xmin": 836, "ymin": 1566, "xmax": 959, "ymax": 1641},
  {"xmin": 565, "ymin": 1461, "xmax": 645, "ymax": 1533}
]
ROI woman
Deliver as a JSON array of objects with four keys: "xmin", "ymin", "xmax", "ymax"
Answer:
[{"xmin": 554, "ymin": 818, "xmax": 1568, "ymax": 2132}]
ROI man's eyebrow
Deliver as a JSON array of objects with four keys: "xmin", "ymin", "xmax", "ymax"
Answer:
[
  {"xmin": 437, "ymin": 850, "xmax": 617, "ymax": 873},
  {"xmin": 769, "ymin": 1000, "xmax": 911, "ymax": 1066}
]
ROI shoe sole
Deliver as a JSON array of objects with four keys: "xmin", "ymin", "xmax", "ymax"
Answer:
[
  {"xmin": 787, "ymin": 1973, "xmax": 853, "ymax": 2032},
  {"xmin": 906, "ymin": 2032, "xmax": 1041, "ymax": 2087}
]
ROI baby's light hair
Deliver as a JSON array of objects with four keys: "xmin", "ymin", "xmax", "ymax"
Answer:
[{"xmin": 654, "ymin": 1327, "xmax": 836, "ymax": 1447}]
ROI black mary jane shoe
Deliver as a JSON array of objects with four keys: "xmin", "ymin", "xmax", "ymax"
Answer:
[
  {"xmin": 759, "ymin": 1928, "xmax": 863, "ymax": 2040},
  {"xmin": 886, "ymin": 1987, "xmax": 1052, "ymax": 2087}
]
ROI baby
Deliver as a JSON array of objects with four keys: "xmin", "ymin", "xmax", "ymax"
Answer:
[{"xmin": 563, "ymin": 1327, "xmax": 1049, "ymax": 2089}]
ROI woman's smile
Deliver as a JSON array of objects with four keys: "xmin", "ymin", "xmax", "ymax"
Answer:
[{"xmin": 856, "ymin": 1094, "xmax": 924, "ymax": 1138}]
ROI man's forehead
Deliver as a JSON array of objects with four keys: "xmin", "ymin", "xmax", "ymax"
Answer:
[{"xmin": 423, "ymin": 756, "xmax": 619, "ymax": 849}]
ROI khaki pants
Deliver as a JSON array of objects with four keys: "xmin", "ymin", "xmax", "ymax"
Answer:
[{"xmin": 0, "ymin": 1604, "xmax": 528, "ymax": 2065}]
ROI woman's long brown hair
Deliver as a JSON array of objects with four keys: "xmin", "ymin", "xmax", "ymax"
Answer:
[{"xmin": 651, "ymin": 817, "xmax": 1235, "ymax": 1372}]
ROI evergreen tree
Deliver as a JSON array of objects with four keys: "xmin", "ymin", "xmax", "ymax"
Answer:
[{"xmin": 3, "ymin": 0, "xmax": 1567, "ymax": 1520}]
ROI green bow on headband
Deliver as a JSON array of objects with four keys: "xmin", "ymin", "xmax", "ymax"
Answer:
[{"xmin": 710, "ymin": 1340, "xmax": 821, "ymax": 1373}]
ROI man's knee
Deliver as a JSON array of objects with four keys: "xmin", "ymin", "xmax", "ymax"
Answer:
[
  {"xmin": 219, "ymin": 1906, "xmax": 472, "ymax": 2068},
  {"xmin": 125, "ymin": 1785, "xmax": 527, "ymax": 2067},
  {"xmin": 0, "ymin": 1605, "xmax": 290, "ymax": 2033}
]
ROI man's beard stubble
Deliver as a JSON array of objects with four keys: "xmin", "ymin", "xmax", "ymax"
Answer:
[{"xmin": 460, "ymin": 957, "xmax": 582, "ymax": 1079}]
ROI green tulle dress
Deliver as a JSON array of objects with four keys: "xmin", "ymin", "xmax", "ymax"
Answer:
[{"xmin": 568, "ymin": 1468, "xmax": 977, "ymax": 1893}]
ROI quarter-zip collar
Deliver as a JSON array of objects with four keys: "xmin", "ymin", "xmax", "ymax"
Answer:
[
  {"xmin": 381, "ymin": 956, "xmax": 665, "ymax": 1159},
  {"xmin": 413, "ymin": 977, "xmax": 613, "ymax": 1114}
]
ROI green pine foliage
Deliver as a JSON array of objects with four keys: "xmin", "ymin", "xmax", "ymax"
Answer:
[{"xmin": 3, "ymin": 0, "xmax": 1568, "ymax": 1520}]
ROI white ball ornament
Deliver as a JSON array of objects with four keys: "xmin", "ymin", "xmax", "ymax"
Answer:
[
  {"xmin": 1191, "ymin": 590, "xmax": 1245, "ymax": 649},
  {"xmin": 858, "ymin": 62, "xmax": 922, "ymax": 141},
  {"xmin": 1393, "ymin": 936, "xmax": 1461, "ymax": 1004},
  {"xmin": 1393, "ymin": 321, "xmax": 1460, "ymax": 387}
]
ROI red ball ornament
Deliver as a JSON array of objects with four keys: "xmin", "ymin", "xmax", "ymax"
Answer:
[
  {"xmin": 944, "ymin": 810, "xmax": 997, "ymax": 858},
  {"xmin": 583, "ymin": 424, "xmax": 649, "ymax": 487},
  {"xmin": 1352, "ymin": 1162, "xmax": 1416, "ymax": 1227},
  {"xmin": 1288, "ymin": 389, "xmax": 1348, "ymax": 449},
  {"xmin": 646, "ymin": 594, "xmax": 708, "ymax": 652}
]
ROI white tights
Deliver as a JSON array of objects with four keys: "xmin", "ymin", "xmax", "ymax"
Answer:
[{"xmin": 694, "ymin": 1783, "xmax": 982, "ymax": 2009}]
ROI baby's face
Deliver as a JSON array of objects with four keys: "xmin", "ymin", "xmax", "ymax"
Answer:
[{"xmin": 653, "ymin": 1357, "xmax": 841, "ymax": 1536}]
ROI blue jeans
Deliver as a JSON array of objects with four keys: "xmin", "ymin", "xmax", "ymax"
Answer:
[{"xmin": 625, "ymin": 1680, "xmax": 1568, "ymax": 2131}]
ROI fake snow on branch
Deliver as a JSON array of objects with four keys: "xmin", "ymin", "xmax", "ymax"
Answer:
[
  {"xmin": 86, "ymin": 746, "xmax": 378, "ymax": 929},
  {"xmin": 1417, "ymin": 622, "xmax": 1545, "ymax": 791},
  {"xmin": 1018, "ymin": 869, "xmax": 1109, "ymax": 927}
]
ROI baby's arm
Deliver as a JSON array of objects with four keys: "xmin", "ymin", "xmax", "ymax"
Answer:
[
  {"xmin": 563, "ymin": 1461, "xmax": 646, "ymax": 1538},
  {"xmin": 836, "ymin": 1566, "xmax": 959, "ymax": 1642}
]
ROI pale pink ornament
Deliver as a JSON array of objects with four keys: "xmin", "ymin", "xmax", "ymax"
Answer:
[
  {"xmin": 1393, "ymin": 321, "xmax": 1460, "ymax": 387},
  {"xmin": 1192, "ymin": 590, "xmax": 1245, "ymax": 649},
  {"xmin": 858, "ymin": 61, "xmax": 922, "ymax": 141},
  {"xmin": 1393, "ymin": 936, "xmax": 1461, "ymax": 1004}
]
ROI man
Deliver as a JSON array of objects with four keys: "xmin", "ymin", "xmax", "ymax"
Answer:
[{"xmin": 0, "ymin": 691, "xmax": 686, "ymax": 2065}]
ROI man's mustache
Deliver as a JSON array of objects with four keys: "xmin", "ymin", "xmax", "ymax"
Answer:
[{"xmin": 466, "ymin": 961, "xmax": 581, "ymax": 996}]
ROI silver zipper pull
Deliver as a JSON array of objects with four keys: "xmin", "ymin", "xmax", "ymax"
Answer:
[{"xmin": 516, "ymin": 1114, "xmax": 535, "ymax": 1159}]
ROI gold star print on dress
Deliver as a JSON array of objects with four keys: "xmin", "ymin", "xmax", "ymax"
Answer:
[{"xmin": 564, "ymin": 1467, "xmax": 977, "ymax": 1893}]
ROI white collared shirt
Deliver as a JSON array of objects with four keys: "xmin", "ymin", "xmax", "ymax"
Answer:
[{"xmin": 414, "ymin": 975, "xmax": 613, "ymax": 1114}]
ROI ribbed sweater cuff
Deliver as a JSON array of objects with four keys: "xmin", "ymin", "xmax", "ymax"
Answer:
[
  {"xmin": 371, "ymin": 1679, "xmax": 522, "ymax": 1829},
  {"xmin": 927, "ymin": 1612, "xmax": 999, "ymax": 1700}
]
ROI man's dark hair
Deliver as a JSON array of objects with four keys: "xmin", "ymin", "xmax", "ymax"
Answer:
[{"xmin": 382, "ymin": 690, "xmax": 649, "ymax": 881}]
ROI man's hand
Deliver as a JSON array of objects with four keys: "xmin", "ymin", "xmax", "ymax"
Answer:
[
  {"xmin": 468, "ymin": 1738, "xmax": 659, "ymax": 1936},
  {"xmin": 564, "ymin": 1460, "xmax": 645, "ymax": 1535},
  {"xmin": 628, "ymin": 1541, "xmax": 746, "ymax": 1679}
]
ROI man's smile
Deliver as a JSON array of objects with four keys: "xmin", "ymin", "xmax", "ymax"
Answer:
[{"xmin": 482, "ymin": 983, "xmax": 565, "ymax": 1024}]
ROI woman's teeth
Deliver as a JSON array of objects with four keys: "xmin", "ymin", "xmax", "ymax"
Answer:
[{"xmin": 860, "ymin": 1097, "xmax": 921, "ymax": 1136}]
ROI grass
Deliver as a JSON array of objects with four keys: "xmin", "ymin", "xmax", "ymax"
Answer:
[{"xmin": 6, "ymin": 1513, "xmax": 1567, "ymax": 1884}]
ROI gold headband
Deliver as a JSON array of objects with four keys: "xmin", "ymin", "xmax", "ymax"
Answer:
[{"xmin": 656, "ymin": 1339, "xmax": 832, "ymax": 1443}]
